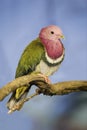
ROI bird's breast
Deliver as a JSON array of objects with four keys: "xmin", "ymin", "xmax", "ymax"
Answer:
[{"xmin": 35, "ymin": 60, "xmax": 60, "ymax": 76}]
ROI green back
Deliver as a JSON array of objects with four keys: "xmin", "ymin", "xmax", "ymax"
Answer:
[{"xmin": 15, "ymin": 38, "xmax": 45, "ymax": 78}]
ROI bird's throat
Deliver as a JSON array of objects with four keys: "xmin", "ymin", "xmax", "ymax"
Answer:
[{"xmin": 41, "ymin": 38, "xmax": 64, "ymax": 59}]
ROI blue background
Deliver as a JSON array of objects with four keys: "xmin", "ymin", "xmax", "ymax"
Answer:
[{"xmin": 0, "ymin": 0, "xmax": 87, "ymax": 130}]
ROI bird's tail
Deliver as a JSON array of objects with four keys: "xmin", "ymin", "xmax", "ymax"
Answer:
[{"xmin": 7, "ymin": 85, "xmax": 30, "ymax": 113}]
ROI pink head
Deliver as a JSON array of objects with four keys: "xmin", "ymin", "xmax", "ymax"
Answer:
[
  {"xmin": 39, "ymin": 25, "xmax": 64, "ymax": 59},
  {"xmin": 39, "ymin": 25, "xmax": 64, "ymax": 42}
]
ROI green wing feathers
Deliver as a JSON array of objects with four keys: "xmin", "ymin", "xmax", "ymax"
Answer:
[
  {"xmin": 7, "ymin": 38, "xmax": 45, "ymax": 110},
  {"xmin": 15, "ymin": 38, "xmax": 44, "ymax": 99},
  {"xmin": 15, "ymin": 38, "xmax": 45, "ymax": 78}
]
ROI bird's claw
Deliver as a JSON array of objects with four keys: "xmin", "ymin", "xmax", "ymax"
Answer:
[{"xmin": 38, "ymin": 73, "xmax": 51, "ymax": 84}]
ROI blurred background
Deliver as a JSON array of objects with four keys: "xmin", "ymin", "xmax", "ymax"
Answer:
[{"xmin": 0, "ymin": 0, "xmax": 87, "ymax": 130}]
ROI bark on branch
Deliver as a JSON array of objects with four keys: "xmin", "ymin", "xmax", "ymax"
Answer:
[
  {"xmin": 0, "ymin": 73, "xmax": 87, "ymax": 101},
  {"xmin": 0, "ymin": 73, "xmax": 87, "ymax": 112}
]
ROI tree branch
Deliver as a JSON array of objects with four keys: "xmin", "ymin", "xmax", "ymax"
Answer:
[
  {"xmin": 0, "ymin": 73, "xmax": 45, "ymax": 101},
  {"xmin": 0, "ymin": 73, "xmax": 87, "ymax": 113}
]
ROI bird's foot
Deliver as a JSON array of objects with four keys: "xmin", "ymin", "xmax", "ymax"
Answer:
[{"xmin": 38, "ymin": 73, "xmax": 51, "ymax": 84}]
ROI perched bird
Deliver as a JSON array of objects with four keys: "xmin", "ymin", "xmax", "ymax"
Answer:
[{"xmin": 7, "ymin": 25, "xmax": 65, "ymax": 111}]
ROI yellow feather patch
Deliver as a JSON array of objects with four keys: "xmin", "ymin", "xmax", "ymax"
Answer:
[{"xmin": 15, "ymin": 86, "xmax": 28, "ymax": 99}]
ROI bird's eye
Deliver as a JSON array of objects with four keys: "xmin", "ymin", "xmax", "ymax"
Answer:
[{"xmin": 50, "ymin": 31, "xmax": 54, "ymax": 34}]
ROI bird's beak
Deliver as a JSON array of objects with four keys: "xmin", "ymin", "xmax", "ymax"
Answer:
[
  {"xmin": 56, "ymin": 34, "xmax": 65, "ymax": 40},
  {"xmin": 61, "ymin": 35, "xmax": 65, "ymax": 39}
]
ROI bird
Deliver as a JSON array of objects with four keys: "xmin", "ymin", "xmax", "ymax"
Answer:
[{"xmin": 7, "ymin": 25, "xmax": 65, "ymax": 112}]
